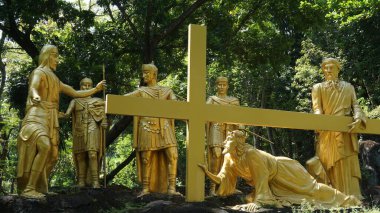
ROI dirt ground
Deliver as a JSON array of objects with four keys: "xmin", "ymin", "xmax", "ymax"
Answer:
[{"xmin": 0, "ymin": 185, "xmax": 377, "ymax": 213}]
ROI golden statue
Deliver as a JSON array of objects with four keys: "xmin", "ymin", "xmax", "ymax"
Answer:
[
  {"xmin": 124, "ymin": 64, "xmax": 179, "ymax": 196},
  {"xmin": 199, "ymin": 130, "xmax": 361, "ymax": 209},
  {"xmin": 206, "ymin": 76, "xmax": 240, "ymax": 195},
  {"xmin": 64, "ymin": 77, "xmax": 107, "ymax": 188},
  {"xmin": 16, "ymin": 45, "xmax": 106, "ymax": 198},
  {"xmin": 307, "ymin": 58, "xmax": 366, "ymax": 199}
]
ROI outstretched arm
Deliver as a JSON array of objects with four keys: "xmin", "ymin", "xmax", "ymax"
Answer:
[
  {"xmin": 60, "ymin": 80, "xmax": 106, "ymax": 98},
  {"xmin": 198, "ymin": 164, "xmax": 221, "ymax": 184}
]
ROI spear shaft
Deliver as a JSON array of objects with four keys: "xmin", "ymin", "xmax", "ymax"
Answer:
[{"xmin": 102, "ymin": 64, "xmax": 107, "ymax": 188}]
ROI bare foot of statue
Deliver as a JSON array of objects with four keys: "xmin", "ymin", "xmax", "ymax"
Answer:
[
  {"xmin": 208, "ymin": 189, "xmax": 216, "ymax": 197},
  {"xmin": 137, "ymin": 188, "xmax": 150, "ymax": 197},
  {"xmin": 76, "ymin": 181, "xmax": 85, "ymax": 188},
  {"xmin": 21, "ymin": 189, "xmax": 46, "ymax": 199},
  {"xmin": 168, "ymin": 188, "xmax": 182, "ymax": 196},
  {"xmin": 232, "ymin": 203, "xmax": 260, "ymax": 212},
  {"xmin": 45, "ymin": 191, "xmax": 58, "ymax": 195},
  {"xmin": 92, "ymin": 182, "xmax": 101, "ymax": 189}
]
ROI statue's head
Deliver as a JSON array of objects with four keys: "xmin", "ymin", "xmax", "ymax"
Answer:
[
  {"xmin": 216, "ymin": 76, "xmax": 229, "ymax": 95},
  {"xmin": 80, "ymin": 77, "xmax": 93, "ymax": 90},
  {"xmin": 223, "ymin": 130, "xmax": 247, "ymax": 155},
  {"xmin": 39, "ymin": 45, "xmax": 59, "ymax": 71},
  {"xmin": 321, "ymin": 58, "xmax": 341, "ymax": 81},
  {"xmin": 142, "ymin": 63, "xmax": 158, "ymax": 84}
]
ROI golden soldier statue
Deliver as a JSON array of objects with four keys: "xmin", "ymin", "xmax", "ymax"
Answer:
[
  {"xmin": 206, "ymin": 76, "xmax": 240, "ymax": 195},
  {"xmin": 17, "ymin": 45, "xmax": 105, "ymax": 198},
  {"xmin": 199, "ymin": 130, "xmax": 361, "ymax": 210},
  {"xmin": 124, "ymin": 64, "xmax": 179, "ymax": 195},
  {"xmin": 308, "ymin": 58, "xmax": 366, "ymax": 199},
  {"xmin": 65, "ymin": 78, "xmax": 107, "ymax": 188}
]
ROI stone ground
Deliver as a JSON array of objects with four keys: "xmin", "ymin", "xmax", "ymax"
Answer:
[{"xmin": 0, "ymin": 185, "xmax": 378, "ymax": 213}]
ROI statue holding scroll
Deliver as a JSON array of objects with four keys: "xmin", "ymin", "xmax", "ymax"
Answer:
[
  {"xmin": 64, "ymin": 77, "xmax": 107, "ymax": 188},
  {"xmin": 199, "ymin": 130, "xmax": 361, "ymax": 209},
  {"xmin": 16, "ymin": 45, "xmax": 106, "ymax": 198},
  {"xmin": 307, "ymin": 58, "xmax": 366, "ymax": 199},
  {"xmin": 206, "ymin": 76, "xmax": 240, "ymax": 195},
  {"xmin": 124, "ymin": 64, "xmax": 179, "ymax": 195}
]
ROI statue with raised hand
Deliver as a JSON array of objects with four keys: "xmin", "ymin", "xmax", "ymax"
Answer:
[
  {"xmin": 65, "ymin": 77, "xmax": 107, "ymax": 188},
  {"xmin": 16, "ymin": 45, "xmax": 106, "ymax": 198}
]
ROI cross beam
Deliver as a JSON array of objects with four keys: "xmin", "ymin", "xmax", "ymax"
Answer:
[
  {"xmin": 106, "ymin": 95, "xmax": 380, "ymax": 135},
  {"xmin": 106, "ymin": 24, "xmax": 380, "ymax": 202}
]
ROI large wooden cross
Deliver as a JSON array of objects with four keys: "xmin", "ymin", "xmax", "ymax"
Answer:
[{"xmin": 106, "ymin": 24, "xmax": 380, "ymax": 202}]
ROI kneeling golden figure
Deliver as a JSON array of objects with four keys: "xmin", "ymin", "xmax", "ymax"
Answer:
[{"xmin": 199, "ymin": 130, "xmax": 360, "ymax": 210}]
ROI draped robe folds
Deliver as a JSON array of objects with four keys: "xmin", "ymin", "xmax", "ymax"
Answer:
[
  {"xmin": 70, "ymin": 97, "xmax": 106, "ymax": 182},
  {"xmin": 311, "ymin": 81, "xmax": 365, "ymax": 198},
  {"xmin": 17, "ymin": 68, "xmax": 61, "ymax": 194},
  {"xmin": 126, "ymin": 85, "xmax": 177, "ymax": 193},
  {"xmin": 216, "ymin": 145, "xmax": 358, "ymax": 208}
]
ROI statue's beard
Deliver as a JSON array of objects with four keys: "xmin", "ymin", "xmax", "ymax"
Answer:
[{"xmin": 324, "ymin": 80, "xmax": 341, "ymax": 90}]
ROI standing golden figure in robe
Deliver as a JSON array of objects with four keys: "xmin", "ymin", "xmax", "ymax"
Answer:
[
  {"xmin": 65, "ymin": 78, "xmax": 107, "ymax": 188},
  {"xmin": 308, "ymin": 58, "xmax": 366, "ymax": 199},
  {"xmin": 16, "ymin": 45, "xmax": 106, "ymax": 198},
  {"xmin": 124, "ymin": 64, "xmax": 179, "ymax": 196},
  {"xmin": 199, "ymin": 130, "xmax": 361, "ymax": 211},
  {"xmin": 206, "ymin": 76, "xmax": 240, "ymax": 196}
]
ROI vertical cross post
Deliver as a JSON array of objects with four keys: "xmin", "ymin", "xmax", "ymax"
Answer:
[{"xmin": 186, "ymin": 24, "xmax": 206, "ymax": 202}]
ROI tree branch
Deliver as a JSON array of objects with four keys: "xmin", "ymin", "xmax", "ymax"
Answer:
[
  {"xmin": 232, "ymin": 0, "xmax": 264, "ymax": 37},
  {"xmin": 0, "ymin": 30, "xmax": 6, "ymax": 100},
  {"xmin": 2, "ymin": 0, "xmax": 39, "ymax": 62},
  {"xmin": 111, "ymin": 1, "xmax": 139, "ymax": 39},
  {"xmin": 106, "ymin": 116, "xmax": 133, "ymax": 148},
  {"xmin": 104, "ymin": 150, "xmax": 136, "ymax": 184},
  {"xmin": 105, "ymin": 2, "xmax": 115, "ymax": 22},
  {"xmin": 153, "ymin": 0, "xmax": 209, "ymax": 44}
]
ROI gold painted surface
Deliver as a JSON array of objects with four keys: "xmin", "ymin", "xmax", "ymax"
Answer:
[
  {"xmin": 307, "ymin": 58, "xmax": 364, "ymax": 199},
  {"xmin": 106, "ymin": 95, "xmax": 380, "ymax": 134},
  {"xmin": 206, "ymin": 76, "xmax": 240, "ymax": 196},
  {"xmin": 16, "ymin": 45, "xmax": 105, "ymax": 199},
  {"xmin": 64, "ymin": 78, "xmax": 107, "ymax": 188},
  {"xmin": 105, "ymin": 26, "xmax": 380, "ymax": 203},
  {"xmin": 199, "ymin": 130, "xmax": 361, "ymax": 208},
  {"xmin": 124, "ymin": 63, "xmax": 180, "ymax": 196},
  {"xmin": 185, "ymin": 24, "xmax": 206, "ymax": 201}
]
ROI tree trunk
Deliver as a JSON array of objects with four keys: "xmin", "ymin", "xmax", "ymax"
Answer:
[
  {"xmin": 106, "ymin": 116, "xmax": 133, "ymax": 148},
  {"xmin": 104, "ymin": 150, "xmax": 136, "ymax": 184},
  {"xmin": 0, "ymin": 33, "xmax": 6, "ymax": 101},
  {"xmin": 260, "ymin": 81, "xmax": 276, "ymax": 155}
]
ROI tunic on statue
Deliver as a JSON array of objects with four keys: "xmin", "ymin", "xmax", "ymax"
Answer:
[
  {"xmin": 70, "ymin": 97, "xmax": 106, "ymax": 154},
  {"xmin": 127, "ymin": 85, "xmax": 178, "ymax": 193},
  {"xmin": 17, "ymin": 67, "xmax": 61, "ymax": 194},
  {"xmin": 312, "ymin": 81, "xmax": 365, "ymax": 198},
  {"xmin": 206, "ymin": 96, "xmax": 240, "ymax": 148}
]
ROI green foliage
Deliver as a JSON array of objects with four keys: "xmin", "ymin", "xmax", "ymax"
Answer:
[
  {"xmin": 50, "ymin": 139, "xmax": 76, "ymax": 187},
  {"xmin": 107, "ymin": 134, "xmax": 138, "ymax": 188},
  {"xmin": 1, "ymin": 0, "xmax": 380, "ymax": 202},
  {"xmin": 0, "ymin": 103, "xmax": 20, "ymax": 194}
]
